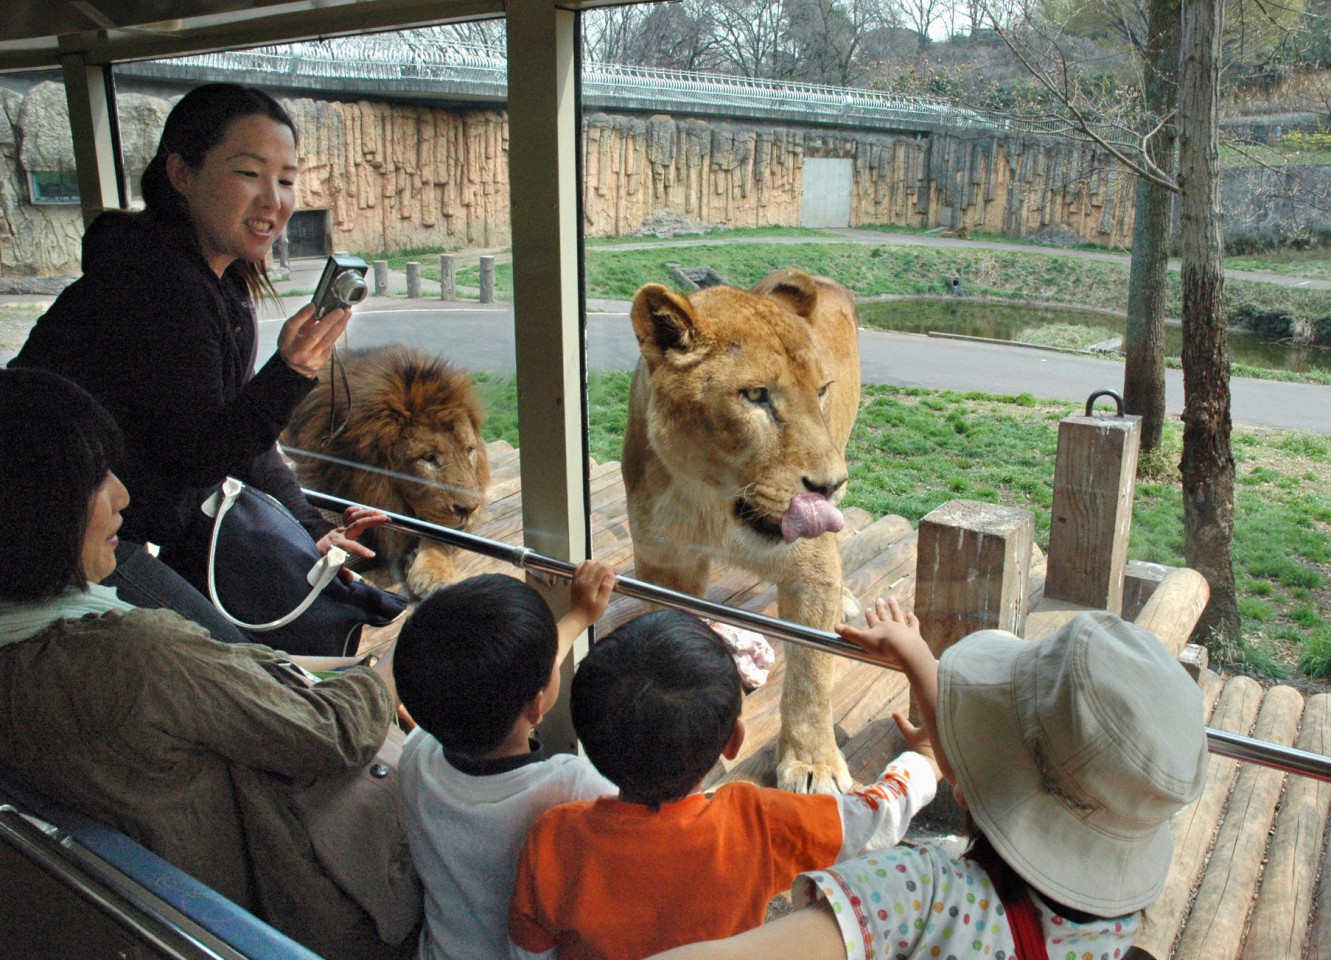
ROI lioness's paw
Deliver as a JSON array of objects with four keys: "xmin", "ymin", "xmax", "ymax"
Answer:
[
  {"xmin": 405, "ymin": 546, "xmax": 460, "ymax": 599},
  {"xmin": 776, "ymin": 755, "xmax": 853, "ymax": 795},
  {"xmin": 840, "ymin": 588, "xmax": 862, "ymax": 623}
]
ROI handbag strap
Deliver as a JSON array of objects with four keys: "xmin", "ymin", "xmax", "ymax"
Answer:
[
  {"xmin": 204, "ymin": 477, "xmax": 347, "ymax": 632},
  {"xmin": 964, "ymin": 839, "xmax": 1050, "ymax": 960}
]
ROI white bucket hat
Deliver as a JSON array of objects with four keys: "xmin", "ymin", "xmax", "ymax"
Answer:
[{"xmin": 938, "ymin": 610, "xmax": 1208, "ymax": 916}]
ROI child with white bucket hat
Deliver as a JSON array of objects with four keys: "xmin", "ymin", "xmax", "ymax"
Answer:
[{"xmin": 647, "ymin": 600, "xmax": 1208, "ymax": 960}]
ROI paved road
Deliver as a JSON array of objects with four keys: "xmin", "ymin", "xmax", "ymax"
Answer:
[{"xmin": 257, "ymin": 295, "xmax": 1331, "ymax": 436}]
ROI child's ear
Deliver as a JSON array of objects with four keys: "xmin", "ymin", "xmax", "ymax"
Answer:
[
  {"xmin": 522, "ymin": 691, "xmax": 545, "ymax": 729},
  {"xmin": 722, "ymin": 718, "xmax": 745, "ymax": 761}
]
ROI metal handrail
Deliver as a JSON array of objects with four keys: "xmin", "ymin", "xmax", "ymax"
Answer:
[
  {"xmin": 0, "ymin": 806, "xmax": 241, "ymax": 960},
  {"xmin": 137, "ymin": 39, "xmax": 1051, "ymax": 134},
  {"xmin": 303, "ymin": 489, "xmax": 1331, "ymax": 783}
]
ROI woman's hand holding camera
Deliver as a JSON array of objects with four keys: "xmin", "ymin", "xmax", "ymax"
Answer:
[{"xmin": 277, "ymin": 303, "xmax": 352, "ymax": 379}]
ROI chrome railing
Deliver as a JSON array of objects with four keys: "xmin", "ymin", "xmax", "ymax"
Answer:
[
  {"xmin": 0, "ymin": 805, "xmax": 246, "ymax": 960},
  {"xmin": 302, "ymin": 490, "xmax": 1331, "ymax": 784},
  {"xmin": 135, "ymin": 39, "xmax": 1049, "ymax": 134}
]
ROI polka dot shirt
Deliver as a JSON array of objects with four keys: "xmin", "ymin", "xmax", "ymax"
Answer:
[{"xmin": 792, "ymin": 842, "xmax": 1140, "ymax": 960}]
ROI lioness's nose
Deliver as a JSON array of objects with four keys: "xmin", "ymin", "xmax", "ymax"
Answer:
[
  {"xmin": 453, "ymin": 504, "xmax": 475, "ymax": 522},
  {"xmin": 803, "ymin": 475, "xmax": 847, "ymax": 499}
]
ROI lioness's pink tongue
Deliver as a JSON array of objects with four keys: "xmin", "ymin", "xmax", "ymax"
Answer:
[{"xmin": 780, "ymin": 492, "xmax": 845, "ymax": 543}]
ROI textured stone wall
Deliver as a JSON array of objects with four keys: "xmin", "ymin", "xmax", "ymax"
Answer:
[
  {"xmin": 283, "ymin": 97, "xmax": 510, "ymax": 255},
  {"xmin": 581, "ymin": 112, "xmax": 1135, "ymax": 245},
  {"xmin": 1, "ymin": 82, "xmax": 1138, "ymax": 278}
]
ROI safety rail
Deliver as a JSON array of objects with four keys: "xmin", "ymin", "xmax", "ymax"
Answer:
[
  {"xmin": 129, "ymin": 39, "xmax": 1055, "ymax": 135},
  {"xmin": 303, "ymin": 489, "xmax": 1331, "ymax": 785},
  {"xmin": 0, "ymin": 775, "xmax": 322, "ymax": 960},
  {"xmin": 0, "ymin": 804, "xmax": 244, "ymax": 960}
]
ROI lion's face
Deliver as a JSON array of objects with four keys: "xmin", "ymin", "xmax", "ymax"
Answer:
[
  {"xmin": 283, "ymin": 346, "xmax": 491, "ymax": 536},
  {"xmin": 383, "ymin": 412, "xmax": 488, "ymax": 530},
  {"xmin": 626, "ymin": 274, "xmax": 854, "ymax": 551}
]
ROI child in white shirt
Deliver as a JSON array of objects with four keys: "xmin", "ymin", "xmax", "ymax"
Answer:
[{"xmin": 394, "ymin": 562, "xmax": 617, "ymax": 960}]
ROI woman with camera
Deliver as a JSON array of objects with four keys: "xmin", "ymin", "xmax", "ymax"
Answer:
[
  {"xmin": 0, "ymin": 366, "xmax": 409, "ymax": 959},
  {"xmin": 12, "ymin": 83, "xmax": 381, "ymax": 620}
]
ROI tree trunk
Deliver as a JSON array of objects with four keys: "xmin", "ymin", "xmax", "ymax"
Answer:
[
  {"xmin": 1178, "ymin": 0, "xmax": 1240, "ymax": 645},
  {"xmin": 1124, "ymin": 0, "xmax": 1180, "ymax": 455}
]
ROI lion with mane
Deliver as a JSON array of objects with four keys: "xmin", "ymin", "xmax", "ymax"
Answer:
[
  {"xmin": 282, "ymin": 345, "xmax": 490, "ymax": 598},
  {"xmin": 624, "ymin": 269, "xmax": 861, "ymax": 794}
]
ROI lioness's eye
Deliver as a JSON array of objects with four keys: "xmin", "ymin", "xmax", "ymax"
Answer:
[
  {"xmin": 421, "ymin": 453, "xmax": 438, "ymax": 465},
  {"xmin": 741, "ymin": 387, "xmax": 770, "ymax": 406},
  {"xmin": 818, "ymin": 382, "xmax": 832, "ymax": 399}
]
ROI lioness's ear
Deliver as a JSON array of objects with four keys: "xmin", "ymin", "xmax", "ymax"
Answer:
[
  {"xmin": 753, "ymin": 270, "xmax": 818, "ymax": 320},
  {"xmin": 631, "ymin": 283, "xmax": 701, "ymax": 362}
]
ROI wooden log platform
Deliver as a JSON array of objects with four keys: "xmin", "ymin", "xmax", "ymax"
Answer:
[{"xmin": 370, "ymin": 442, "xmax": 1331, "ymax": 959}]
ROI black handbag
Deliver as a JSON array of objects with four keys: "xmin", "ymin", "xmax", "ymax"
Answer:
[{"xmin": 201, "ymin": 477, "xmax": 408, "ymax": 656}]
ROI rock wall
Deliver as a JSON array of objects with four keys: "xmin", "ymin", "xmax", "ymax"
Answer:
[
  {"xmin": 283, "ymin": 97, "xmax": 510, "ymax": 255},
  {"xmin": 0, "ymin": 81, "xmax": 1174, "ymax": 279},
  {"xmin": 581, "ymin": 113, "xmax": 1135, "ymax": 245}
]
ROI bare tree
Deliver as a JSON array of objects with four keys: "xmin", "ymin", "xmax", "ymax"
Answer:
[
  {"xmin": 633, "ymin": 2, "xmax": 719, "ymax": 70},
  {"xmin": 900, "ymin": 0, "xmax": 949, "ymax": 49},
  {"xmin": 1123, "ymin": 0, "xmax": 1179, "ymax": 455},
  {"xmin": 982, "ymin": 0, "xmax": 1246, "ymax": 645},
  {"xmin": 704, "ymin": 0, "xmax": 794, "ymax": 77},
  {"xmin": 581, "ymin": 4, "xmax": 654, "ymax": 64},
  {"xmin": 785, "ymin": 0, "xmax": 901, "ymax": 85},
  {"xmin": 1179, "ymin": 0, "xmax": 1240, "ymax": 645}
]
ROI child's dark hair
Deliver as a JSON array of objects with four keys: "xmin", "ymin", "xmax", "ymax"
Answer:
[
  {"xmin": 393, "ymin": 573, "xmax": 557, "ymax": 758},
  {"xmin": 572, "ymin": 609, "xmax": 742, "ymax": 808}
]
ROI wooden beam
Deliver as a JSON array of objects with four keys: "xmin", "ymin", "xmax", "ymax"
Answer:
[
  {"xmin": 914, "ymin": 499, "xmax": 1035, "ymax": 655},
  {"xmin": 1241, "ymin": 693, "xmax": 1331, "ymax": 960},
  {"xmin": 1172, "ymin": 685, "xmax": 1304, "ymax": 960},
  {"xmin": 1044, "ymin": 409, "xmax": 1141, "ymax": 613},
  {"xmin": 1132, "ymin": 565, "xmax": 1210, "ymax": 656},
  {"xmin": 1132, "ymin": 671, "xmax": 1252, "ymax": 960}
]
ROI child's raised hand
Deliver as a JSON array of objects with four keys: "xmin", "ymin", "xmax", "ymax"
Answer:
[
  {"xmin": 568, "ymin": 559, "xmax": 617, "ymax": 624},
  {"xmin": 835, "ymin": 597, "xmax": 928, "ymax": 672},
  {"xmin": 892, "ymin": 711, "xmax": 943, "ymax": 784}
]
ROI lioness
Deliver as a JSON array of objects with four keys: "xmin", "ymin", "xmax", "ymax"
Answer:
[
  {"xmin": 282, "ymin": 345, "xmax": 490, "ymax": 598},
  {"xmin": 623, "ymin": 270, "xmax": 860, "ymax": 794}
]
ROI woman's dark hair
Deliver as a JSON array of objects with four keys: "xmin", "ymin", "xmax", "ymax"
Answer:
[
  {"xmin": 0, "ymin": 368, "xmax": 124, "ymax": 601},
  {"xmin": 140, "ymin": 83, "xmax": 296, "ymax": 303},
  {"xmin": 572, "ymin": 610, "xmax": 742, "ymax": 809},
  {"xmin": 393, "ymin": 574, "xmax": 559, "ymax": 758}
]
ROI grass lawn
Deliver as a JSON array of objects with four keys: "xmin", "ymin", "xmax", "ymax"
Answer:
[
  {"xmin": 476, "ymin": 372, "xmax": 1331, "ymax": 682},
  {"xmin": 1225, "ymin": 248, "xmax": 1331, "ymax": 282}
]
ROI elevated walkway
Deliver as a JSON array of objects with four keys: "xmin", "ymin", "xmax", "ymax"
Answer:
[{"xmin": 120, "ymin": 39, "xmax": 1032, "ymax": 135}]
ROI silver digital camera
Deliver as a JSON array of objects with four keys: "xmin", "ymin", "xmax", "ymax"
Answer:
[{"xmin": 310, "ymin": 254, "xmax": 369, "ymax": 318}]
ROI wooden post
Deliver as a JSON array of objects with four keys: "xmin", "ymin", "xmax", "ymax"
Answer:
[
  {"xmin": 405, "ymin": 261, "xmax": 421, "ymax": 299},
  {"xmin": 1044, "ymin": 401, "xmax": 1142, "ymax": 614},
  {"xmin": 915, "ymin": 499, "xmax": 1035, "ymax": 657},
  {"xmin": 1123, "ymin": 559, "xmax": 1170, "ymax": 621},
  {"xmin": 439, "ymin": 255, "xmax": 456, "ymax": 301},
  {"xmin": 479, "ymin": 255, "xmax": 496, "ymax": 303},
  {"xmin": 372, "ymin": 259, "xmax": 389, "ymax": 296}
]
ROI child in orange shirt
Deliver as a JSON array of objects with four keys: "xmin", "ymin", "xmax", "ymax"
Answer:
[{"xmin": 507, "ymin": 608, "xmax": 940, "ymax": 960}]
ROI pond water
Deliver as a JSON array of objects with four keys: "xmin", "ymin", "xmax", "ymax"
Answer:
[{"xmin": 857, "ymin": 299, "xmax": 1331, "ymax": 376}]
